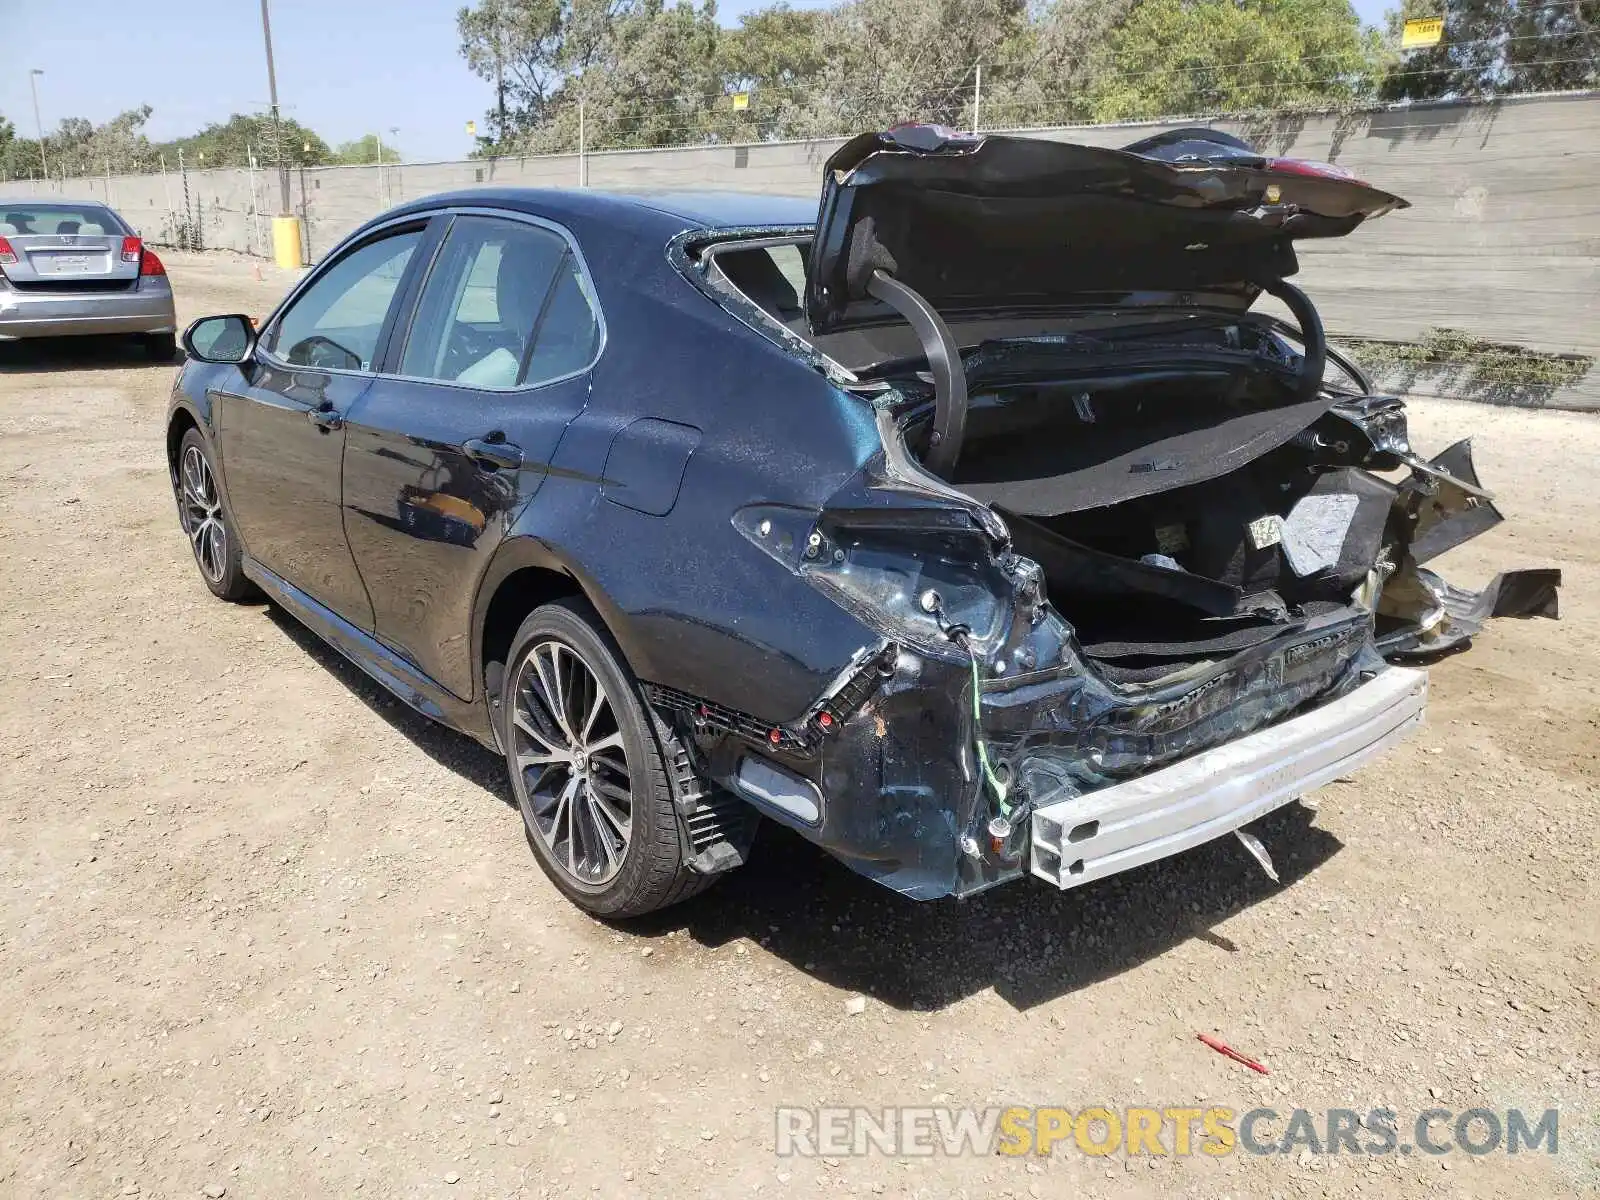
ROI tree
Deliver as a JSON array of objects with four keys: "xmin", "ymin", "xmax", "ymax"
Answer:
[
  {"xmin": 333, "ymin": 134, "xmax": 403, "ymax": 164},
  {"xmin": 0, "ymin": 106, "xmax": 161, "ymax": 178},
  {"xmin": 158, "ymin": 113, "xmax": 335, "ymax": 169},
  {"xmin": 794, "ymin": 0, "xmax": 1032, "ymax": 134},
  {"xmin": 459, "ymin": 0, "xmax": 727, "ymax": 153},
  {"xmin": 458, "ymin": 0, "xmax": 571, "ymax": 142},
  {"xmin": 1088, "ymin": 0, "xmax": 1385, "ymax": 120},
  {"xmin": 1380, "ymin": 0, "xmax": 1599, "ymax": 99},
  {"xmin": 717, "ymin": 3, "xmax": 830, "ymax": 139}
]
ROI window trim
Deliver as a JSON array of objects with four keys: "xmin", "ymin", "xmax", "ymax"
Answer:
[
  {"xmin": 682, "ymin": 229, "xmax": 858, "ymax": 386},
  {"xmin": 375, "ymin": 206, "xmax": 607, "ymax": 395},
  {"xmin": 255, "ymin": 213, "xmax": 439, "ymax": 379}
]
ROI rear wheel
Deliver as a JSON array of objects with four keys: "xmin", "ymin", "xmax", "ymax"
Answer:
[
  {"xmin": 142, "ymin": 332, "xmax": 178, "ymax": 362},
  {"xmin": 502, "ymin": 599, "xmax": 713, "ymax": 918},
  {"xmin": 175, "ymin": 428, "xmax": 254, "ymax": 601}
]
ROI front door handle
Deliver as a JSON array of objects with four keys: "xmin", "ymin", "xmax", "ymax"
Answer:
[
  {"xmin": 306, "ymin": 404, "xmax": 343, "ymax": 432},
  {"xmin": 462, "ymin": 436, "xmax": 523, "ymax": 471}
]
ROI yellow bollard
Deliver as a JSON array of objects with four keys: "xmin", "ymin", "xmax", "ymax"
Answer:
[{"xmin": 271, "ymin": 215, "xmax": 305, "ymax": 269}]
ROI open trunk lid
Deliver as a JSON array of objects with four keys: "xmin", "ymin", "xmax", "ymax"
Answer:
[{"xmin": 804, "ymin": 125, "xmax": 1407, "ymax": 336}]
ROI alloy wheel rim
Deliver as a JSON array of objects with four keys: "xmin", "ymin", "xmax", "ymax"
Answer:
[
  {"xmin": 511, "ymin": 639, "xmax": 633, "ymax": 886},
  {"xmin": 179, "ymin": 445, "xmax": 226, "ymax": 584}
]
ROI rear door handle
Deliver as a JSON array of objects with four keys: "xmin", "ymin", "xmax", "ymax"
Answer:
[
  {"xmin": 462, "ymin": 436, "xmax": 523, "ymax": 471},
  {"xmin": 306, "ymin": 405, "xmax": 343, "ymax": 431}
]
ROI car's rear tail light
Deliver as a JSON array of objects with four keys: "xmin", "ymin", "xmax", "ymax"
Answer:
[
  {"xmin": 0, "ymin": 236, "xmax": 15, "ymax": 266},
  {"xmin": 140, "ymin": 249, "xmax": 166, "ymax": 277},
  {"xmin": 120, "ymin": 236, "xmax": 143, "ymax": 263},
  {"xmin": 1264, "ymin": 157, "xmax": 1366, "ymax": 185}
]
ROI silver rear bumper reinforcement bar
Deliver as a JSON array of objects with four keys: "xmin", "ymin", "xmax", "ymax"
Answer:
[{"xmin": 1030, "ymin": 666, "xmax": 1427, "ymax": 890}]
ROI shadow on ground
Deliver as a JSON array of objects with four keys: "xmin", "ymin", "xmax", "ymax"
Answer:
[
  {"xmin": 261, "ymin": 602, "xmax": 1345, "ymax": 1014},
  {"xmin": 0, "ymin": 336, "xmax": 179, "ymax": 373}
]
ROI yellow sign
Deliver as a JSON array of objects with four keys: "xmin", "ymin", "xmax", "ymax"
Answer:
[
  {"xmin": 1402, "ymin": 17, "xmax": 1444, "ymax": 48},
  {"xmin": 466, "ymin": 120, "xmax": 477, "ymax": 137},
  {"xmin": 732, "ymin": 92, "xmax": 750, "ymax": 111}
]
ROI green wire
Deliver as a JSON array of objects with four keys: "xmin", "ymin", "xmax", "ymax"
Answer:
[{"xmin": 968, "ymin": 649, "xmax": 1012, "ymax": 815}]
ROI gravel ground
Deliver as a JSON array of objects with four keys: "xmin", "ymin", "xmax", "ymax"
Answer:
[{"xmin": 1, "ymin": 252, "xmax": 1596, "ymax": 1199}]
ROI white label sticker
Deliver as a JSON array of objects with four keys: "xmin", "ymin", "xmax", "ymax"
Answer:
[{"xmin": 1246, "ymin": 515, "xmax": 1283, "ymax": 550}]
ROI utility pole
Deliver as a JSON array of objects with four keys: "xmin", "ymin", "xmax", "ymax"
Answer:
[
  {"xmin": 494, "ymin": 2, "xmax": 508, "ymax": 143},
  {"xmin": 28, "ymin": 69, "xmax": 49, "ymax": 182},
  {"xmin": 388, "ymin": 126, "xmax": 400, "ymax": 202},
  {"xmin": 259, "ymin": 0, "xmax": 291, "ymax": 215},
  {"xmin": 577, "ymin": 97, "xmax": 586, "ymax": 187},
  {"xmin": 972, "ymin": 63, "xmax": 982, "ymax": 134}
]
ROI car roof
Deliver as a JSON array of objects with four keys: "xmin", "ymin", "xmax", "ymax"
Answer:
[
  {"xmin": 0, "ymin": 197, "xmax": 117, "ymax": 209},
  {"xmin": 386, "ymin": 188, "xmax": 815, "ymax": 236}
]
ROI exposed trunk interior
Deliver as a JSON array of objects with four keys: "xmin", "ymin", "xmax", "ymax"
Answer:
[{"xmin": 902, "ymin": 359, "xmax": 1394, "ymax": 682}]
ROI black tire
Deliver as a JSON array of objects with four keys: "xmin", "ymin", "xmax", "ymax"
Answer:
[
  {"xmin": 502, "ymin": 598, "xmax": 714, "ymax": 918},
  {"xmin": 142, "ymin": 332, "xmax": 179, "ymax": 362},
  {"xmin": 175, "ymin": 428, "xmax": 255, "ymax": 602}
]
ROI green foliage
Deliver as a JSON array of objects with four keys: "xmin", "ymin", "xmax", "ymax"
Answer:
[
  {"xmin": 457, "ymin": 0, "xmax": 1404, "ymax": 151},
  {"xmin": 332, "ymin": 134, "xmax": 403, "ymax": 164},
  {"xmin": 0, "ymin": 106, "xmax": 159, "ymax": 179},
  {"xmin": 158, "ymin": 113, "xmax": 335, "ymax": 169},
  {"xmin": 0, "ymin": 107, "xmax": 344, "ymax": 179},
  {"xmin": 1379, "ymin": 0, "xmax": 1599, "ymax": 100},
  {"xmin": 1088, "ymin": 0, "xmax": 1387, "ymax": 120},
  {"xmin": 1343, "ymin": 328, "xmax": 1595, "ymax": 395}
]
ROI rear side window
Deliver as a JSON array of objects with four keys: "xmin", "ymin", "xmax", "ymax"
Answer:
[
  {"xmin": 0, "ymin": 204, "xmax": 121, "ymax": 235},
  {"xmin": 707, "ymin": 243, "xmax": 807, "ymax": 328},
  {"xmin": 526, "ymin": 265, "xmax": 601, "ymax": 382},
  {"xmin": 397, "ymin": 214, "xmax": 601, "ymax": 389}
]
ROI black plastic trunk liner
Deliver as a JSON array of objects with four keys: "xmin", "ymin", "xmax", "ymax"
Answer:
[
  {"xmin": 955, "ymin": 389, "xmax": 1335, "ymax": 516},
  {"xmin": 1002, "ymin": 508, "xmax": 1241, "ymax": 617}
]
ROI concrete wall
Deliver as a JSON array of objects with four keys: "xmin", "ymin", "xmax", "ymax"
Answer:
[{"xmin": 9, "ymin": 92, "xmax": 1598, "ymax": 381}]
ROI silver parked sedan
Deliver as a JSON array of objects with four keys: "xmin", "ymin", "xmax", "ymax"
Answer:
[{"xmin": 0, "ymin": 200, "xmax": 177, "ymax": 359}]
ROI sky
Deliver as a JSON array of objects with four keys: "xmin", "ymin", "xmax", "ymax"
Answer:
[{"xmin": 6, "ymin": 0, "xmax": 1393, "ymax": 164}]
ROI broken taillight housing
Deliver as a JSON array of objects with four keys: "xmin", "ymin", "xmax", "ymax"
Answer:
[{"xmin": 801, "ymin": 527, "xmax": 1010, "ymax": 655}]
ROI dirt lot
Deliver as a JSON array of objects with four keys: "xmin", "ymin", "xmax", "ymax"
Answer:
[{"xmin": 1, "ymin": 252, "xmax": 1596, "ymax": 1199}]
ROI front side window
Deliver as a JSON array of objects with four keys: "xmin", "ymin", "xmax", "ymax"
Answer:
[
  {"xmin": 268, "ymin": 229, "xmax": 423, "ymax": 371},
  {"xmin": 398, "ymin": 215, "xmax": 600, "ymax": 388}
]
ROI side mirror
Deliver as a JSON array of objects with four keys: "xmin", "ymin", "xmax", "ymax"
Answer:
[{"xmin": 183, "ymin": 314, "xmax": 257, "ymax": 364}]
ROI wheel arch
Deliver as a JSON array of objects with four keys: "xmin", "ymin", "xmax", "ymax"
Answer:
[
  {"xmin": 473, "ymin": 536, "xmax": 643, "ymax": 719},
  {"xmin": 165, "ymin": 404, "xmax": 203, "ymax": 481}
]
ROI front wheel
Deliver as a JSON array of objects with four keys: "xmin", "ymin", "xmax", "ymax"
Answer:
[
  {"xmin": 502, "ymin": 599, "xmax": 714, "ymax": 918},
  {"xmin": 174, "ymin": 428, "xmax": 255, "ymax": 601}
]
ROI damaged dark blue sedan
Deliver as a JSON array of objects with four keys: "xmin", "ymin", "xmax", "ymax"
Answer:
[{"xmin": 167, "ymin": 125, "xmax": 1558, "ymax": 917}]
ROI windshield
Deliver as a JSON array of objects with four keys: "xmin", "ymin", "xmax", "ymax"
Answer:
[{"xmin": 0, "ymin": 204, "xmax": 125, "ymax": 236}]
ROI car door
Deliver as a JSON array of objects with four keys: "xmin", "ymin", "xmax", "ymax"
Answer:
[
  {"xmin": 212, "ymin": 219, "xmax": 432, "ymax": 628},
  {"xmin": 340, "ymin": 211, "xmax": 603, "ymax": 700}
]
